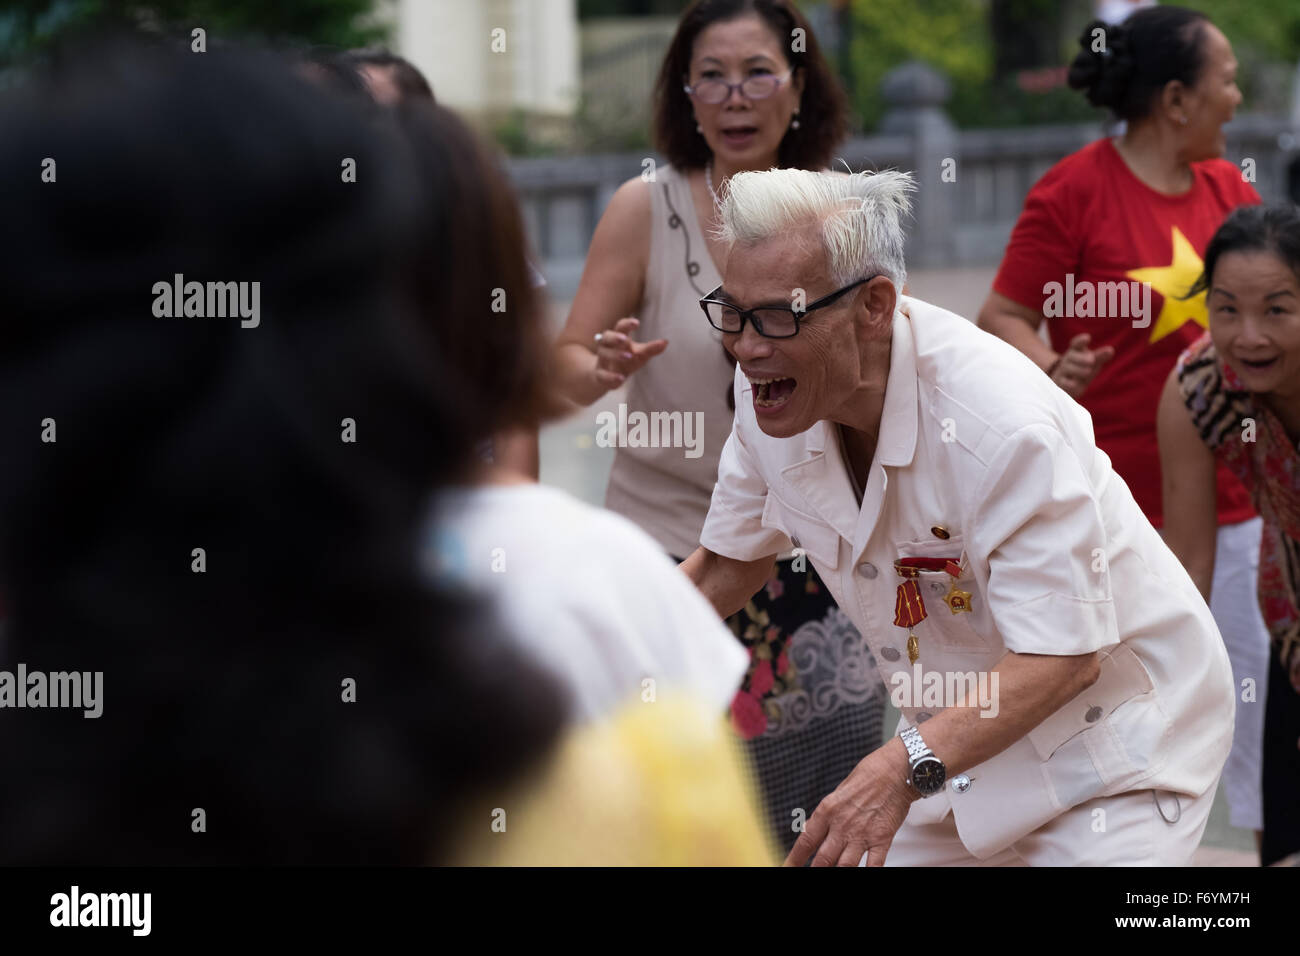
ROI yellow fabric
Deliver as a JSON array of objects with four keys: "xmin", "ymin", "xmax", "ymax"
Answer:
[{"xmin": 457, "ymin": 696, "xmax": 779, "ymax": 866}]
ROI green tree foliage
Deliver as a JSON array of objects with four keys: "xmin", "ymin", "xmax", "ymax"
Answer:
[
  {"xmin": 849, "ymin": 0, "xmax": 993, "ymax": 130},
  {"xmin": 1182, "ymin": 0, "xmax": 1300, "ymax": 113},
  {"xmin": 1184, "ymin": 0, "xmax": 1300, "ymax": 64},
  {"xmin": 846, "ymin": 0, "xmax": 1106, "ymax": 129},
  {"xmin": 0, "ymin": 0, "xmax": 387, "ymax": 65},
  {"xmin": 846, "ymin": 0, "xmax": 1300, "ymax": 130}
]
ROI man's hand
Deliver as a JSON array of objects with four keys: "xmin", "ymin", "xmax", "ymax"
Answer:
[
  {"xmin": 784, "ymin": 736, "xmax": 918, "ymax": 867},
  {"xmin": 785, "ymin": 651, "xmax": 1102, "ymax": 867},
  {"xmin": 1050, "ymin": 333, "xmax": 1115, "ymax": 399}
]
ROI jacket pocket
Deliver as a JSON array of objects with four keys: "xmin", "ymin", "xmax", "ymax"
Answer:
[
  {"xmin": 1026, "ymin": 642, "xmax": 1170, "ymax": 808},
  {"xmin": 1026, "ymin": 642, "xmax": 1154, "ymax": 761},
  {"xmin": 893, "ymin": 533, "xmax": 989, "ymax": 652}
]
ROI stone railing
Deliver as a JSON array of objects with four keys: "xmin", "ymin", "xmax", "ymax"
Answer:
[{"xmin": 510, "ymin": 61, "xmax": 1300, "ymax": 298}]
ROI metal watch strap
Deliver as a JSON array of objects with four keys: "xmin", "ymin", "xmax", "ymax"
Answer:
[{"xmin": 901, "ymin": 725, "xmax": 931, "ymax": 763}]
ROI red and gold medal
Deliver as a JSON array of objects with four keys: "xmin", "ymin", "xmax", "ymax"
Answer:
[
  {"xmin": 892, "ymin": 555, "xmax": 972, "ymax": 662},
  {"xmin": 892, "ymin": 576, "xmax": 927, "ymax": 663}
]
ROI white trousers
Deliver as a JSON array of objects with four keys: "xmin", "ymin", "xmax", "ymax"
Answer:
[
  {"xmin": 1209, "ymin": 518, "xmax": 1270, "ymax": 831},
  {"xmin": 879, "ymin": 780, "xmax": 1218, "ymax": 866}
]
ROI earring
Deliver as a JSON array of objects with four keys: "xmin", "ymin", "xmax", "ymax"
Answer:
[
  {"xmin": 696, "ymin": 123, "xmax": 703, "ymax": 133},
  {"xmin": 791, "ymin": 110, "xmax": 800, "ymax": 130}
]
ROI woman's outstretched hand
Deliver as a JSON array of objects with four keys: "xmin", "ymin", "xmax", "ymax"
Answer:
[{"xmin": 591, "ymin": 316, "xmax": 668, "ymax": 391}]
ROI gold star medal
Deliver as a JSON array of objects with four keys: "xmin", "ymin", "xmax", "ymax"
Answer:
[
  {"xmin": 894, "ymin": 553, "xmax": 972, "ymax": 661},
  {"xmin": 941, "ymin": 557, "xmax": 973, "ymax": 614},
  {"xmin": 944, "ymin": 585, "xmax": 973, "ymax": 613}
]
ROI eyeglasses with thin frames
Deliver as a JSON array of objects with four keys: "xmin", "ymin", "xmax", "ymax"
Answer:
[
  {"xmin": 683, "ymin": 69, "xmax": 793, "ymax": 105},
  {"xmin": 699, "ymin": 276, "xmax": 879, "ymax": 339}
]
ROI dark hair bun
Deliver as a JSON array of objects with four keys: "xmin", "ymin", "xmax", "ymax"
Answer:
[{"xmin": 1067, "ymin": 18, "xmax": 1135, "ymax": 111}]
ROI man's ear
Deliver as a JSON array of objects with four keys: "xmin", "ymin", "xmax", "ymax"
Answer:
[{"xmin": 862, "ymin": 275, "xmax": 897, "ymax": 329}]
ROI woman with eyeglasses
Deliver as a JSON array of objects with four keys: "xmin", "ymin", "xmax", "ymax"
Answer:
[{"xmin": 552, "ymin": 0, "xmax": 881, "ymax": 857}]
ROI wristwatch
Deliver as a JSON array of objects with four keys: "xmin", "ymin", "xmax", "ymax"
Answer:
[{"xmin": 900, "ymin": 725, "xmax": 946, "ymax": 797}]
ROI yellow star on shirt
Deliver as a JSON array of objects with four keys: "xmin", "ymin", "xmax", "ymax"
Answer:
[{"xmin": 1126, "ymin": 226, "xmax": 1208, "ymax": 344}]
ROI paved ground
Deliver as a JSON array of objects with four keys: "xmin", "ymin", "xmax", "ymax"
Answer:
[{"xmin": 539, "ymin": 268, "xmax": 1259, "ymax": 865}]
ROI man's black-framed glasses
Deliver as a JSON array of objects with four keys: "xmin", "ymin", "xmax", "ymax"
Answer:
[{"xmin": 699, "ymin": 276, "xmax": 877, "ymax": 339}]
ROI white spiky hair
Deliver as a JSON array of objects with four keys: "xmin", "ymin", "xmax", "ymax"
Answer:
[{"xmin": 716, "ymin": 168, "xmax": 915, "ymax": 290}]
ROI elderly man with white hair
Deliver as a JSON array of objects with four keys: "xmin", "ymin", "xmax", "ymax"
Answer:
[{"xmin": 681, "ymin": 168, "xmax": 1235, "ymax": 866}]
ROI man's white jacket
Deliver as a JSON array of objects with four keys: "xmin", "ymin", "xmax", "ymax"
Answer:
[{"xmin": 700, "ymin": 295, "xmax": 1235, "ymax": 859}]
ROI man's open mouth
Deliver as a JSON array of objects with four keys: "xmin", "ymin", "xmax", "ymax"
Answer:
[{"xmin": 750, "ymin": 375, "xmax": 797, "ymax": 408}]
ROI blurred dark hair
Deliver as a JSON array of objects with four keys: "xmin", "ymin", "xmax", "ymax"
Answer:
[
  {"xmin": 653, "ymin": 0, "xmax": 848, "ymax": 171},
  {"xmin": 0, "ymin": 32, "xmax": 565, "ymax": 864},
  {"xmin": 341, "ymin": 47, "xmax": 435, "ymax": 103},
  {"xmin": 1067, "ymin": 7, "xmax": 1210, "ymax": 122},
  {"xmin": 300, "ymin": 44, "xmax": 375, "ymax": 100},
  {"xmin": 1186, "ymin": 204, "xmax": 1300, "ymax": 299},
  {"xmin": 393, "ymin": 101, "xmax": 565, "ymax": 433}
]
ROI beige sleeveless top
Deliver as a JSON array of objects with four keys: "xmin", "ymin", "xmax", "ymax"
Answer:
[{"xmin": 604, "ymin": 164, "xmax": 735, "ymax": 559}]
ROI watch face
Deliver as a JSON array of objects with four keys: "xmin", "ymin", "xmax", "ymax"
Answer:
[{"xmin": 911, "ymin": 756, "xmax": 946, "ymax": 796}]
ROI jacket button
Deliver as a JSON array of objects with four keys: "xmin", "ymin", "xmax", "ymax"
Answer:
[
  {"xmin": 931, "ymin": 526, "xmax": 950, "ymax": 539},
  {"xmin": 1085, "ymin": 705, "xmax": 1103, "ymax": 722},
  {"xmin": 951, "ymin": 774, "xmax": 971, "ymax": 794},
  {"xmin": 857, "ymin": 562, "xmax": 878, "ymax": 579},
  {"xmin": 879, "ymin": 646, "xmax": 901, "ymax": 662},
  {"xmin": 790, "ymin": 536, "xmax": 801, "ymax": 549},
  {"xmin": 929, "ymin": 580, "xmax": 945, "ymax": 593}
]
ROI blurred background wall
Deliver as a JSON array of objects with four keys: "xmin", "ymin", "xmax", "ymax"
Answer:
[{"xmin": 2, "ymin": 0, "xmax": 1299, "ymax": 322}]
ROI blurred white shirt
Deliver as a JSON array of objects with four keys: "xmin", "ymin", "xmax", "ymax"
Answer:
[
  {"xmin": 425, "ymin": 483, "xmax": 747, "ymax": 723},
  {"xmin": 1096, "ymin": 0, "xmax": 1156, "ymax": 24}
]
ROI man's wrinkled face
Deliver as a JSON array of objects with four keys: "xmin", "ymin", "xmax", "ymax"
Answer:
[{"xmin": 718, "ymin": 219, "xmax": 872, "ymax": 438}]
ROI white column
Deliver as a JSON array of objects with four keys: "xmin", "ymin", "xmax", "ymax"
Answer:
[{"xmin": 394, "ymin": 0, "xmax": 577, "ymax": 118}]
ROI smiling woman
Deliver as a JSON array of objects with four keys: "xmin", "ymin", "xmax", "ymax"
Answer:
[{"xmin": 1157, "ymin": 203, "xmax": 1300, "ymax": 867}]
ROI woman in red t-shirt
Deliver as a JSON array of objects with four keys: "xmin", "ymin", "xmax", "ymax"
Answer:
[{"xmin": 978, "ymin": 6, "xmax": 1271, "ymax": 848}]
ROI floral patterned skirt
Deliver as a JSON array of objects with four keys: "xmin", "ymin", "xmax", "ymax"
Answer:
[{"xmin": 726, "ymin": 557, "xmax": 886, "ymax": 856}]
